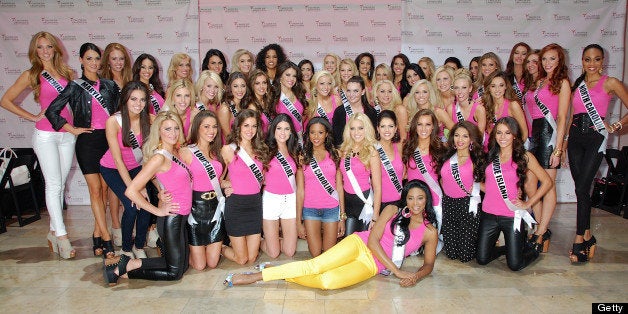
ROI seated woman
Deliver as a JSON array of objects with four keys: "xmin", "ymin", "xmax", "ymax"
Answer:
[{"xmin": 225, "ymin": 179, "xmax": 438, "ymax": 290}]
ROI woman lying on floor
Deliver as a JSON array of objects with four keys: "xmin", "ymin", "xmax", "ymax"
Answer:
[{"xmin": 224, "ymin": 179, "xmax": 438, "ymax": 290}]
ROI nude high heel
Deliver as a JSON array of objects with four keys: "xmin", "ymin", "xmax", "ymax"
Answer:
[
  {"xmin": 47, "ymin": 231, "xmax": 58, "ymax": 254},
  {"xmin": 57, "ymin": 237, "xmax": 76, "ymax": 260}
]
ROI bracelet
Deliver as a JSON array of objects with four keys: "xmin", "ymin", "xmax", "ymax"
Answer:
[
  {"xmin": 371, "ymin": 219, "xmax": 377, "ymax": 223},
  {"xmin": 563, "ymin": 135, "xmax": 569, "ymax": 141},
  {"xmin": 553, "ymin": 149, "xmax": 562, "ymax": 157},
  {"xmin": 339, "ymin": 212, "xmax": 347, "ymax": 221},
  {"xmin": 615, "ymin": 121, "xmax": 623, "ymax": 130}
]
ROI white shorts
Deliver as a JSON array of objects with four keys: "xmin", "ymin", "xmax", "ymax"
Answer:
[{"xmin": 262, "ymin": 190, "xmax": 296, "ymax": 220}]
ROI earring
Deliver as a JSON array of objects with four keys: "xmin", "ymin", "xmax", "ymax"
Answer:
[
  {"xmin": 450, "ymin": 85, "xmax": 454, "ymax": 90},
  {"xmin": 157, "ymin": 141, "xmax": 163, "ymax": 149},
  {"xmin": 599, "ymin": 68, "xmax": 603, "ymax": 74},
  {"xmin": 469, "ymin": 143, "xmax": 474, "ymax": 151},
  {"xmin": 401, "ymin": 207, "xmax": 412, "ymax": 218}
]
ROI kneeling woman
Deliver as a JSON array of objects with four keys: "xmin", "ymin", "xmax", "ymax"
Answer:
[
  {"xmin": 104, "ymin": 111, "xmax": 191, "ymax": 284},
  {"xmin": 226, "ymin": 179, "xmax": 438, "ymax": 290},
  {"xmin": 477, "ymin": 117, "xmax": 552, "ymax": 271}
]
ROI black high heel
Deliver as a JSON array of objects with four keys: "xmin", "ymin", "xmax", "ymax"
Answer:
[
  {"xmin": 569, "ymin": 242, "xmax": 588, "ymax": 263},
  {"xmin": 532, "ymin": 229, "xmax": 552, "ymax": 253},
  {"xmin": 585, "ymin": 235, "xmax": 597, "ymax": 260},
  {"xmin": 92, "ymin": 236, "xmax": 103, "ymax": 256},
  {"xmin": 103, "ymin": 254, "xmax": 130, "ymax": 286},
  {"xmin": 102, "ymin": 240, "xmax": 115, "ymax": 259}
]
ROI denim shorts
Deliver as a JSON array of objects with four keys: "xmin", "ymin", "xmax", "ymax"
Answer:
[{"xmin": 302, "ymin": 206, "xmax": 340, "ymax": 223}]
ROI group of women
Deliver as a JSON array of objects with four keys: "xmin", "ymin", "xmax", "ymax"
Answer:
[{"xmin": 1, "ymin": 31, "xmax": 627, "ymax": 290}]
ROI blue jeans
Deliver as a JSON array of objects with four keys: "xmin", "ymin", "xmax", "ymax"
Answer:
[{"xmin": 100, "ymin": 165, "xmax": 150, "ymax": 251}]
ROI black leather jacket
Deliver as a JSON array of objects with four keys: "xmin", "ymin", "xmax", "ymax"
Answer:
[{"xmin": 45, "ymin": 75, "xmax": 120, "ymax": 131}]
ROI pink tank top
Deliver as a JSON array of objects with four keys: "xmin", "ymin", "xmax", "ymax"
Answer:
[
  {"xmin": 451, "ymin": 101, "xmax": 479, "ymax": 126},
  {"xmin": 276, "ymin": 97, "xmax": 304, "ymax": 133},
  {"xmin": 303, "ymin": 152, "xmax": 339, "ymax": 208},
  {"xmin": 523, "ymin": 90, "xmax": 535, "ymax": 137},
  {"xmin": 440, "ymin": 155, "xmax": 473, "ymax": 198},
  {"xmin": 227, "ymin": 148, "xmax": 264, "ymax": 195},
  {"xmin": 188, "ymin": 149, "xmax": 223, "ymax": 192},
  {"xmin": 572, "ymin": 76, "xmax": 612, "ymax": 117},
  {"xmin": 260, "ymin": 111, "xmax": 271, "ymax": 135},
  {"xmin": 494, "ymin": 99, "xmax": 510, "ymax": 121},
  {"xmin": 182, "ymin": 107, "xmax": 192, "ymax": 138},
  {"xmin": 37, "ymin": 74, "xmax": 71, "ymax": 132},
  {"xmin": 90, "ymin": 80, "xmax": 110, "ymax": 130},
  {"xmin": 356, "ymin": 219, "xmax": 428, "ymax": 272},
  {"xmin": 407, "ymin": 152, "xmax": 441, "ymax": 206},
  {"xmin": 528, "ymin": 82, "xmax": 559, "ymax": 120},
  {"xmin": 483, "ymin": 157, "xmax": 518, "ymax": 217},
  {"xmin": 155, "ymin": 152, "xmax": 192, "ymax": 215},
  {"xmin": 100, "ymin": 128, "xmax": 143, "ymax": 169},
  {"xmin": 380, "ymin": 143, "xmax": 404, "ymax": 202},
  {"xmin": 148, "ymin": 91, "xmax": 164, "ymax": 115},
  {"xmin": 264, "ymin": 152, "xmax": 297, "ymax": 194},
  {"xmin": 341, "ymin": 155, "xmax": 371, "ymax": 194}
]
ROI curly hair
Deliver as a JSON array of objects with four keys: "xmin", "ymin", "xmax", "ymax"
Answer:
[
  {"xmin": 437, "ymin": 121, "xmax": 485, "ymax": 183},
  {"xmin": 230, "ymin": 49, "xmax": 255, "ymax": 76},
  {"xmin": 390, "ymin": 179, "xmax": 438, "ymax": 243},
  {"xmin": 402, "ymin": 109, "xmax": 444, "ymax": 169},
  {"xmin": 223, "ymin": 71, "xmax": 250, "ymax": 110},
  {"xmin": 132, "ymin": 53, "xmax": 165, "ymax": 97},
  {"xmin": 27, "ymin": 31, "xmax": 73, "ymax": 103},
  {"xmin": 487, "ymin": 117, "xmax": 528, "ymax": 200},
  {"xmin": 301, "ymin": 117, "xmax": 339, "ymax": 166},
  {"xmin": 255, "ymin": 43, "xmax": 287, "ymax": 72},
  {"xmin": 247, "ymin": 69, "xmax": 276, "ymax": 119},
  {"xmin": 227, "ymin": 108, "xmax": 270, "ymax": 170},
  {"xmin": 483, "ymin": 71, "xmax": 518, "ymax": 126},
  {"xmin": 272, "ymin": 61, "xmax": 307, "ymax": 114},
  {"xmin": 539, "ymin": 43, "xmax": 570, "ymax": 95}
]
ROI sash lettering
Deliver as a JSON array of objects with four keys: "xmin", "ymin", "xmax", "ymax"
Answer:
[
  {"xmin": 309, "ymin": 157, "xmax": 339, "ymax": 200},
  {"xmin": 316, "ymin": 103, "xmax": 329, "ymax": 121},
  {"xmin": 512, "ymin": 77, "xmax": 523, "ymax": 101},
  {"xmin": 276, "ymin": 151, "xmax": 296, "ymax": 192},
  {"xmin": 150, "ymin": 94, "xmax": 161, "ymax": 113},
  {"xmin": 114, "ymin": 114, "xmax": 142, "ymax": 163},
  {"xmin": 280, "ymin": 93, "xmax": 302, "ymax": 124},
  {"xmin": 491, "ymin": 157, "xmax": 536, "ymax": 231},
  {"xmin": 230, "ymin": 143, "xmax": 263, "ymax": 186},
  {"xmin": 344, "ymin": 155, "xmax": 374, "ymax": 224},
  {"xmin": 339, "ymin": 90, "xmax": 353, "ymax": 118},
  {"xmin": 41, "ymin": 71, "xmax": 64, "ymax": 93},
  {"xmin": 578, "ymin": 81, "xmax": 608, "ymax": 153},
  {"xmin": 75, "ymin": 78, "xmax": 109, "ymax": 116},
  {"xmin": 376, "ymin": 144, "xmax": 402, "ymax": 194},
  {"xmin": 189, "ymin": 145, "xmax": 226, "ymax": 224}
]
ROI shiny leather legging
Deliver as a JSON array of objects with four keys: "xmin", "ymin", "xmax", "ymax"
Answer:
[
  {"xmin": 127, "ymin": 214, "xmax": 189, "ymax": 281},
  {"xmin": 344, "ymin": 190, "xmax": 371, "ymax": 236},
  {"xmin": 476, "ymin": 212, "xmax": 538, "ymax": 271}
]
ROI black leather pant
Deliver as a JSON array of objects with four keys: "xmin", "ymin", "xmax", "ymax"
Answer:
[
  {"xmin": 476, "ymin": 212, "xmax": 538, "ymax": 271},
  {"xmin": 568, "ymin": 115, "xmax": 605, "ymax": 235},
  {"xmin": 127, "ymin": 214, "xmax": 189, "ymax": 281},
  {"xmin": 344, "ymin": 190, "xmax": 371, "ymax": 236}
]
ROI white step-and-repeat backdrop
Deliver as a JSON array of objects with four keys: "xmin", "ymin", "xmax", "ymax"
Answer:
[{"xmin": 0, "ymin": 0, "xmax": 625, "ymax": 204}]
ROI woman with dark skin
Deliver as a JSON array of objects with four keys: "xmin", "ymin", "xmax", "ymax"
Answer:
[{"xmin": 255, "ymin": 43, "xmax": 287, "ymax": 84}]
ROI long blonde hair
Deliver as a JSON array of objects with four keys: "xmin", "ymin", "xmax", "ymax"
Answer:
[
  {"xmin": 307, "ymin": 70, "xmax": 335, "ymax": 118},
  {"xmin": 163, "ymin": 79, "xmax": 196, "ymax": 114},
  {"xmin": 101, "ymin": 43, "xmax": 132, "ymax": 87},
  {"xmin": 231, "ymin": 49, "xmax": 255, "ymax": 74},
  {"xmin": 195, "ymin": 70, "xmax": 224, "ymax": 107},
  {"xmin": 418, "ymin": 57, "xmax": 436, "ymax": 80},
  {"xmin": 372, "ymin": 79, "xmax": 401, "ymax": 110},
  {"xmin": 167, "ymin": 53, "xmax": 193, "ymax": 83},
  {"xmin": 143, "ymin": 111, "xmax": 185, "ymax": 161},
  {"xmin": 323, "ymin": 53, "xmax": 341, "ymax": 88},
  {"xmin": 406, "ymin": 79, "xmax": 438, "ymax": 119},
  {"xmin": 339, "ymin": 58, "xmax": 358, "ymax": 90},
  {"xmin": 27, "ymin": 31, "xmax": 73, "ymax": 102},
  {"xmin": 339, "ymin": 113, "xmax": 377, "ymax": 167},
  {"xmin": 372, "ymin": 63, "xmax": 393, "ymax": 85}
]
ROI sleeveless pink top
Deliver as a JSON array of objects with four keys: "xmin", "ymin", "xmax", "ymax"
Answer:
[
  {"xmin": 148, "ymin": 91, "xmax": 164, "ymax": 115},
  {"xmin": 483, "ymin": 157, "xmax": 518, "ymax": 217},
  {"xmin": 528, "ymin": 82, "xmax": 559, "ymax": 120},
  {"xmin": 380, "ymin": 143, "xmax": 404, "ymax": 202},
  {"xmin": 188, "ymin": 149, "xmax": 223, "ymax": 192},
  {"xmin": 451, "ymin": 101, "xmax": 479, "ymax": 126},
  {"xmin": 37, "ymin": 74, "xmax": 71, "ymax": 132},
  {"xmin": 182, "ymin": 107, "xmax": 192, "ymax": 138},
  {"xmin": 155, "ymin": 152, "xmax": 192, "ymax": 215},
  {"xmin": 303, "ymin": 152, "xmax": 338, "ymax": 208},
  {"xmin": 227, "ymin": 148, "xmax": 263, "ymax": 195},
  {"xmin": 341, "ymin": 155, "xmax": 371, "ymax": 194},
  {"xmin": 572, "ymin": 76, "xmax": 612, "ymax": 117},
  {"xmin": 407, "ymin": 152, "xmax": 441, "ymax": 206},
  {"xmin": 90, "ymin": 80, "xmax": 110, "ymax": 130},
  {"xmin": 440, "ymin": 155, "xmax": 473, "ymax": 198},
  {"xmin": 264, "ymin": 152, "xmax": 297, "ymax": 194},
  {"xmin": 523, "ymin": 90, "xmax": 535, "ymax": 137},
  {"xmin": 356, "ymin": 219, "xmax": 428, "ymax": 272},
  {"xmin": 276, "ymin": 97, "xmax": 304, "ymax": 133},
  {"xmin": 100, "ymin": 129, "xmax": 143, "ymax": 169}
]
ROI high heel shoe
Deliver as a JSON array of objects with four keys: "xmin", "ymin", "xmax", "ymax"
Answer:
[
  {"xmin": 254, "ymin": 262, "xmax": 272, "ymax": 271},
  {"xmin": 58, "ymin": 237, "xmax": 76, "ymax": 259},
  {"xmin": 585, "ymin": 235, "xmax": 597, "ymax": 260},
  {"xmin": 47, "ymin": 231, "xmax": 58, "ymax": 254},
  {"xmin": 111, "ymin": 228, "xmax": 122, "ymax": 247},
  {"xmin": 223, "ymin": 273, "xmax": 234, "ymax": 287},
  {"xmin": 93, "ymin": 236, "xmax": 103, "ymax": 256},
  {"xmin": 532, "ymin": 229, "xmax": 552, "ymax": 253},
  {"xmin": 102, "ymin": 240, "xmax": 115, "ymax": 259},
  {"xmin": 569, "ymin": 242, "xmax": 588, "ymax": 263},
  {"xmin": 103, "ymin": 254, "xmax": 130, "ymax": 286}
]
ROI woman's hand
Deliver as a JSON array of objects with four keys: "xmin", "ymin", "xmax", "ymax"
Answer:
[
  {"xmin": 297, "ymin": 222, "xmax": 307, "ymax": 239},
  {"xmin": 31, "ymin": 110, "xmax": 45, "ymax": 122},
  {"xmin": 158, "ymin": 190, "xmax": 173, "ymax": 203},
  {"xmin": 224, "ymin": 186, "xmax": 234, "ymax": 197},
  {"xmin": 68, "ymin": 126, "xmax": 94, "ymax": 136},
  {"xmin": 511, "ymin": 199, "xmax": 529, "ymax": 210},
  {"xmin": 549, "ymin": 154, "xmax": 560, "ymax": 169},
  {"xmin": 399, "ymin": 273, "xmax": 420, "ymax": 287},
  {"xmin": 337, "ymin": 220, "xmax": 345, "ymax": 238},
  {"xmin": 394, "ymin": 269, "xmax": 415, "ymax": 280},
  {"xmin": 158, "ymin": 201, "xmax": 180, "ymax": 217}
]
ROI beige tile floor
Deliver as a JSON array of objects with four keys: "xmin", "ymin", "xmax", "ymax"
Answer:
[{"xmin": 0, "ymin": 203, "xmax": 626, "ymax": 313}]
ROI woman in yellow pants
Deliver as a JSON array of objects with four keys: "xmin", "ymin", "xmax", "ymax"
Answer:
[{"xmin": 226, "ymin": 179, "xmax": 439, "ymax": 290}]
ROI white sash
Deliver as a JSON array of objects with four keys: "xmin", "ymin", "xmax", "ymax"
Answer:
[
  {"xmin": 491, "ymin": 157, "xmax": 536, "ymax": 232},
  {"xmin": 280, "ymin": 93, "xmax": 302, "ymax": 124},
  {"xmin": 309, "ymin": 156, "xmax": 339, "ymax": 201},
  {"xmin": 275, "ymin": 151, "xmax": 296, "ymax": 193},
  {"xmin": 477, "ymin": 86, "xmax": 484, "ymax": 98},
  {"xmin": 412, "ymin": 148, "xmax": 443, "ymax": 253},
  {"xmin": 391, "ymin": 216, "xmax": 407, "ymax": 268},
  {"xmin": 189, "ymin": 145, "xmax": 225, "ymax": 225},
  {"xmin": 229, "ymin": 143, "xmax": 263, "ymax": 187},
  {"xmin": 339, "ymin": 90, "xmax": 353, "ymax": 118},
  {"xmin": 316, "ymin": 103, "xmax": 329, "ymax": 121},
  {"xmin": 114, "ymin": 113, "xmax": 143, "ymax": 164},
  {"xmin": 449, "ymin": 154, "xmax": 480, "ymax": 216},
  {"xmin": 343, "ymin": 156, "xmax": 374, "ymax": 224},
  {"xmin": 512, "ymin": 77, "xmax": 523, "ymax": 101},
  {"xmin": 455, "ymin": 103, "xmax": 465, "ymax": 122},
  {"xmin": 577, "ymin": 81, "xmax": 608, "ymax": 153},
  {"xmin": 154, "ymin": 149, "xmax": 192, "ymax": 187},
  {"xmin": 74, "ymin": 78, "xmax": 109, "ymax": 116},
  {"xmin": 534, "ymin": 80, "xmax": 558, "ymax": 150},
  {"xmin": 374, "ymin": 104, "xmax": 382, "ymax": 116},
  {"xmin": 41, "ymin": 71, "xmax": 64, "ymax": 93},
  {"xmin": 150, "ymin": 94, "xmax": 161, "ymax": 114},
  {"xmin": 375, "ymin": 144, "xmax": 402, "ymax": 195},
  {"xmin": 228, "ymin": 101, "xmax": 238, "ymax": 118},
  {"xmin": 195, "ymin": 101, "xmax": 206, "ymax": 111}
]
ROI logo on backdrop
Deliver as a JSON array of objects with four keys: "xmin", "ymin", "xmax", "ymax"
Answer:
[
  {"xmin": 513, "ymin": 30, "xmax": 530, "ymax": 38},
  {"xmin": 98, "ymin": 16, "xmax": 116, "ymax": 24},
  {"xmin": 59, "ymin": 34, "xmax": 77, "ymax": 41},
  {"xmin": 360, "ymin": 4, "xmax": 375, "ymax": 11},
  {"xmin": 305, "ymin": 5, "xmax": 320, "ymax": 12},
  {"xmin": 1, "ymin": 34, "xmax": 19, "ymax": 41},
  {"xmin": 408, "ymin": 12, "xmax": 425, "ymax": 20},
  {"xmin": 261, "ymin": 22, "xmax": 277, "ymax": 28},
  {"xmin": 600, "ymin": 29, "xmax": 618, "ymax": 36},
  {"xmin": 88, "ymin": 33, "xmax": 106, "ymax": 41},
  {"xmin": 157, "ymin": 15, "xmax": 174, "ymax": 22},
  {"xmin": 467, "ymin": 47, "xmax": 484, "ymax": 55},
  {"xmin": 277, "ymin": 5, "xmax": 294, "ymax": 12},
  {"xmin": 10, "ymin": 17, "xmax": 28, "ymax": 25},
  {"xmin": 207, "ymin": 22, "xmax": 223, "ymax": 29},
  {"xmin": 116, "ymin": 33, "xmax": 134, "ymax": 40},
  {"xmin": 305, "ymin": 36, "xmax": 322, "ymax": 43},
  {"xmin": 250, "ymin": 37, "xmax": 267, "ymax": 44},
  {"xmin": 128, "ymin": 16, "xmax": 145, "ymax": 23},
  {"xmin": 466, "ymin": 13, "xmax": 483, "ymax": 21},
  {"xmin": 69, "ymin": 17, "xmax": 87, "ymax": 24},
  {"xmin": 233, "ymin": 22, "xmax": 250, "ymax": 29},
  {"xmin": 86, "ymin": 0, "xmax": 103, "ymax": 7},
  {"xmin": 525, "ymin": 14, "xmax": 542, "ymax": 21},
  {"xmin": 41, "ymin": 17, "xmax": 59, "ymax": 25},
  {"xmin": 250, "ymin": 6, "xmax": 267, "ymax": 13},
  {"xmin": 315, "ymin": 20, "xmax": 332, "ymax": 27}
]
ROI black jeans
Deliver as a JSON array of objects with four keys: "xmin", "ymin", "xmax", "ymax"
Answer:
[
  {"xmin": 567, "ymin": 116, "xmax": 605, "ymax": 235},
  {"xmin": 127, "ymin": 214, "xmax": 189, "ymax": 281},
  {"xmin": 476, "ymin": 212, "xmax": 538, "ymax": 271}
]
